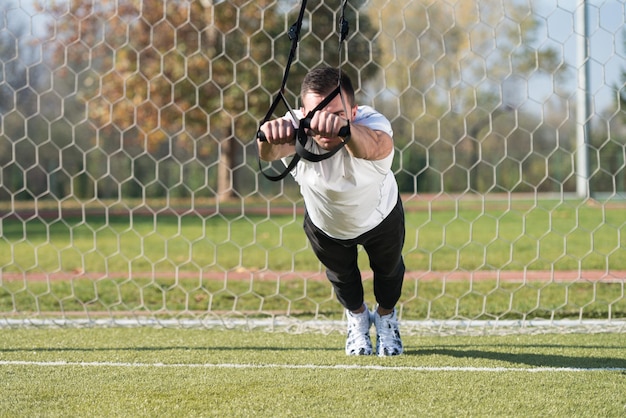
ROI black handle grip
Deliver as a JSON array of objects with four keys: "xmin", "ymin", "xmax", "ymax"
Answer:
[
  {"xmin": 337, "ymin": 124, "xmax": 350, "ymax": 138},
  {"xmin": 257, "ymin": 118, "xmax": 349, "ymax": 142},
  {"xmin": 300, "ymin": 118, "xmax": 351, "ymax": 138}
]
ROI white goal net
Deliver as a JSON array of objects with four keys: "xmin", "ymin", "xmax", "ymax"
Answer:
[{"xmin": 1, "ymin": 0, "xmax": 625, "ymax": 334}]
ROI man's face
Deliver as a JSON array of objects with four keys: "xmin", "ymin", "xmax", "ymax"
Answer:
[{"xmin": 301, "ymin": 92, "xmax": 357, "ymax": 150}]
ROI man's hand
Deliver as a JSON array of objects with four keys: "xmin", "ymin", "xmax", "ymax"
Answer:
[
  {"xmin": 259, "ymin": 118, "xmax": 296, "ymax": 145},
  {"xmin": 307, "ymin": 110, "xmax": 350, "ymax": 139},
  {"xmin": 258, "ymin": 118, "xmax": 298, "ymax": 161}
]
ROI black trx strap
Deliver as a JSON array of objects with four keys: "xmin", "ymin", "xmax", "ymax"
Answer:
[
  {"xmin": 254, "ymin": 0, "xmax": 308, "ymax": 181},
  {"xmin": 256, "ymin": 0, "xmax": 351, "ymax": 182}
]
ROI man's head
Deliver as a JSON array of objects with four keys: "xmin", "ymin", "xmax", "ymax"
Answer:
[
  {"xmin": 301, "ymin": 67, "xmax": 356, "ymax": 108},
  {"xmin": 300, "ymin": 67, "xmax": 357, "ymax": 150}
]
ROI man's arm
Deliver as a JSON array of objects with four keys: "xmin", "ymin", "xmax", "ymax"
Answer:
[
  {"xmin": 307, "ymin": 109, "xmax": 394, "ymax": 161},
  {"xmin": 344, "ymin": 123, "xmax": 393, "ymax": 161},
  {"xmin": 257, "ymin": 118, "xmax": 297, "ymax": 161}
]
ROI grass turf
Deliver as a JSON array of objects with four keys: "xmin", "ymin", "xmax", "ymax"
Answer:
[
  {"xmin": 2, "ymin": 198, "xmax": 625, "ymax": 321},
  {"xmin": 1, "ymin": 328, "xmax": 625, "ymax": 417},
  {"xmin": 2, "ymin": 199, "xmax": 626, "ymax": 274}
]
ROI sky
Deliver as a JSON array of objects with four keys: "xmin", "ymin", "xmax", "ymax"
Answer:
[{"xmin": 531, "ymin": 0, "xmax": 625, "ymax": 112}]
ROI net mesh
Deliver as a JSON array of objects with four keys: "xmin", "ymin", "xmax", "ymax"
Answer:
[{"xmin": 1, "ymin": 0, "xmax": 625, "ymax": 335}]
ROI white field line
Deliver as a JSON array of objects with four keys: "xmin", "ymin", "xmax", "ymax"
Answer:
[{"xmin": 0, "ymin": 360, "xmax": 624, "ymax": 373}]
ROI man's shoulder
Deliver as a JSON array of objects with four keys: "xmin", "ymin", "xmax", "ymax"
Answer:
[
  {"xmin": 356, "ymin": 105, "xmax": 379, "ymax": 117},
  {"xmin": 356, "ymin": 105, "xmax": 389, "ymax": 122},
  {"xmin": 355, "ymin": 105, "xmax": 392, "ymax": 135}
]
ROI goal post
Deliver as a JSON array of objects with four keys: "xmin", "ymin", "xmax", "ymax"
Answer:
[{"xmin": 0, "ymin": 0, "xmax": 625, "ymax": 334}]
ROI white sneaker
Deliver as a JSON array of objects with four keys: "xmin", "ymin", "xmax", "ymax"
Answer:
[
  {"xmin": 345, "ymin": 304, "xmax": 373, "ymax": 356},
  {"xmin": 373, "ymin": 307, "xmax": 403, "ymax": 356}
]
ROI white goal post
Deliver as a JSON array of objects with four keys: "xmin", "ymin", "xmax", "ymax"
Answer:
[{"xmin": 0, "ymin": 0, "xmax": 625, "ymax": 334}]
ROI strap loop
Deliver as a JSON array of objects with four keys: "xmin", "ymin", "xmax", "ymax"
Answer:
[{"xmin": 257, "ymin": 0, "xmax": 351, "ymax": 181}]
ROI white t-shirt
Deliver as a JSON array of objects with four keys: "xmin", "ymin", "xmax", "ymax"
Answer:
[{"xmin": 283, "ymin": 105, "xmax": 398, "ymax": 239}]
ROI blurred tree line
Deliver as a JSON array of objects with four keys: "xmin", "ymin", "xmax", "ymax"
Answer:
[{"xmin": 0, "ymin": 0, "xmax": 624, "ymax": 204}]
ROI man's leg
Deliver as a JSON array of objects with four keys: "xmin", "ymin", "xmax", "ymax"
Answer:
[
  {"xmin": 303, "ymin": 212, "xmax": 364, "ymax": 311},
  {"xmin": 361, "ymin": 197, "xmax": 405, "ymax": 356},
  {"xmin": 303, "ymin": 213, "xmax": 373, "ymax": 355},
  {"xmin": 362, "ymin": 196, "xmax": 406, "ymax": 311}
]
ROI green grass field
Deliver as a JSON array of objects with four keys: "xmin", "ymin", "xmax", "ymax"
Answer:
[
  {"xmin": 1, "ymin": 198, "xmax": 625, "ymax": 416},
  {"xmin": 1, "ymin": 197, "xmax": 625, "ymax": 321},
  {"xmin": 1, "ymin": 328, "xmax": 625, "ymax": 417},
  {"xmin": 2, "ymin": 198, "xmax": 626, "ymax": 273}
]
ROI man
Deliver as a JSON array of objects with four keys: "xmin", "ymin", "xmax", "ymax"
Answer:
[{"xmin": 258, "ymin": 67, "xmax": 405, "ymax": 356}]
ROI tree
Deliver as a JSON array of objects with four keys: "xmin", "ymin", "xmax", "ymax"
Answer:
[
  {"xmin": 38, "ymin": 0, "xmax": 285, "ymax": 201},
  {"xmin": 38, "ymin": 0, "xmax": 379, "ymax": 201},
  {"xmin": 598, "ymin": 27, "xmax": 626, "ymax": 194},
  {"xmin": 364, "ymin": 0, "xmax": 566, "ymax": 194},
  {"xmin": 0, "ymin": 0, "xmax": 51, "ymax": 201}
]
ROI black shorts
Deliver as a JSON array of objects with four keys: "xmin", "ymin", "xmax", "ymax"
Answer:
[{"xmin": 303, "ymin": 195, "xmax": 406, "ymax": 311}]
